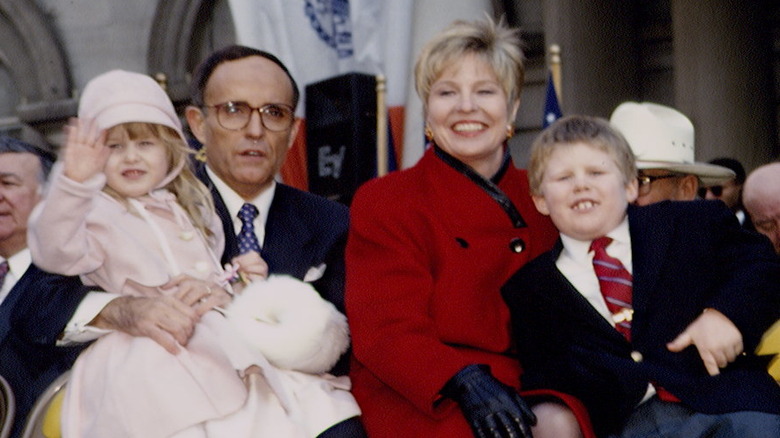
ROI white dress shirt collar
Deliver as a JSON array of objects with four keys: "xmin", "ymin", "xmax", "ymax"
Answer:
[
  {"xmin": 0, "ymin": 248, "xmax": 31, "ymax": 305},
  {"xmin": 559, "ymin": 216, "xmax": 633, "ymax": 273},
  {"xmin": 205, "ymin": 165, "xmax": 275, "ymax": 246}
]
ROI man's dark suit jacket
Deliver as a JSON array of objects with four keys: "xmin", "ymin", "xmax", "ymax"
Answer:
[
  {"xmin": 196, "ymin": 164, "xmax": 350, "ymax": 312},
  {"xmin": 0, "ymin": 264, "xmax": 91, "ymax": 437},
  {"xmin": 502, "ymin": 200, "xmax": 780, "ymax": 436}
]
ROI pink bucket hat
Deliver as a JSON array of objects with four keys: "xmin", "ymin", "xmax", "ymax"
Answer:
[
  {"xmin": 78, "ymin": 69, "xmax": 188, "ymax": 190},
  {"xmin": 78, "ymin": 69, "xmax": 187, "ymax": 144}
]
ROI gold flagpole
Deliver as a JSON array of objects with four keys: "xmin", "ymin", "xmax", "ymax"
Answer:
[
  {"xmin": 548, "ymin": 44, "xmax": 562, "ymax": 104},
  {"xmin": 375, "ymin": 74, "xmax": 388, "ymax": 177}
]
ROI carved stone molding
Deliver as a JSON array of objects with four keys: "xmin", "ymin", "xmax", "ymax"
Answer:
[
  {"xmin": 148, "ymin": 0, "xmax": 234, "ymax": 106},
  {"xmin": 148, "ymin": 0, "xmax": 207, "ymax": 104},
  {"xmin": 0, "ymin": 0, "xmax": 75, "ymax": 125}
]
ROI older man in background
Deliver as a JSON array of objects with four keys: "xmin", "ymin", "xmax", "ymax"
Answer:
[
  {"xmin": 0, "ymin": 136, "xmax": 94, "ymax": 438},
  {"xmin": 745, "ymin": 162, "xmax": 780, "ymax": 380},
  {"xmin": 743, "ymin": 162, "xmax": 780, "ymax": 254}
]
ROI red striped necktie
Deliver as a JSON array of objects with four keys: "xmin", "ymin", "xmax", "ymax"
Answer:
[
  {"xmin": 590, "ymin": 238, "xmax": 680, "ymax": 402},
  {"xmin": 590, "ymin": 236, "xmax": 633, "ymax": 341}
]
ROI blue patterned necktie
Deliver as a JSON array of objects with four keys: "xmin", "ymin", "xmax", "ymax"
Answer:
[
  {"xmin": 237, "ymin": 203, "xmax": 262, "ymax": 254},
  {"xmin": 590, "ymin": 236, "xmax": 633, "ymax": 341}
]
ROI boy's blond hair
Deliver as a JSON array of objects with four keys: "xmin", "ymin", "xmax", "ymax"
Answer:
[
  {"xmin": 103, "ymin": 122, "xmax": 216, "ymax": 238},
  {"xmin": 528, "ymin": 115, "xmax": 637, "ymax": 196}
]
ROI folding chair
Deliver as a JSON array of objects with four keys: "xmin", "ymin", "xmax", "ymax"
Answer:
[
  {"xmin": 0, "ymin": 374, "xmax": 15, "ymax": 438},
  {"xmin": 20, "ymin": 371, "xmax": 69, "ymax": 438}
]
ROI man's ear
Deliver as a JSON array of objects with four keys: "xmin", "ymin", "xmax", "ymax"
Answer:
[
  {"xmin": 531, "ymin": 194, "xmax": 550, "ymax": 216},
  {"xmin": 286, "ymin": 118, "xmax": 302, "ymax": 151},
  {"xmin": 185, "ymin": 106, "xmax": 207, "ymax": 144},
  {"xmin": 678, "ymin": 174, "xmax": 700, "ymax": 201}
]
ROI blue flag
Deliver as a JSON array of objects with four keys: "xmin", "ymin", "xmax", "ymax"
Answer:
[{"xmin": 542, "ymin": 71, "xmax": 563, "ymax": 128}]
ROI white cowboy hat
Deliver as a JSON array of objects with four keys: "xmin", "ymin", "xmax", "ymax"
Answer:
[{"xmin": 609, "ymin": 101, "xmax": 735, "ymax": 186}]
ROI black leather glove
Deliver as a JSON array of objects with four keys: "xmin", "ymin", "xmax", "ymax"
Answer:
[{"xmin": 441, "ymin": 364, "xmax": 536, "ymax": 438}]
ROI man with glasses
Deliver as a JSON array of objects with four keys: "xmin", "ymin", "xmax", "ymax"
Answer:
[
  {"xmin": 184, "ymin": 45, "xmax": 349, "ymax": 313},
  {"xmin": 743, "ymin": 162, "xmax": 780, "ymax": 255},
  {"xmin": 0, "ymin": 136, "xmax": 95, "ymax": 438},
  {"xmin": 183, "ymin": 46, "xmax": 365, "ymax": 437},
  {"xmin": 609, "ymin": 101, "xmax": 734, "ymax": 206},
  {"xmin": 89, "ymin": 46, "xmax": 363, "ymax": 437},
  {"xmin": 744, "ymin": 162, "xmax": 780, "ymax": 382},
  {"xmin": 609, "ymin": 102, "xmax": 780, "ymax": 383},
  {"xmin": 700, "ymin": 157, "xmax": 753, "ymax": 229}
]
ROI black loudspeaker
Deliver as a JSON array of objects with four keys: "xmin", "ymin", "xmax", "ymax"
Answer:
[{"xmin": 306, "ymin": 73, "xmax": 377, "ymax": 205}]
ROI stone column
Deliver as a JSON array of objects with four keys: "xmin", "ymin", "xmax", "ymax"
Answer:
[
  {"xmin": 540, "ymin": 0, "xmax": 638, "ymax": 118},
  {"xmin": 672, "ymin": 0, "xmax": 777, "ymax": 170}
]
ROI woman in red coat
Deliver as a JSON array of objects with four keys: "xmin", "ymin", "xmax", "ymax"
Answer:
[{"xmin": 346, "ymin": 17, "xmax": 593, "ymax": 438}]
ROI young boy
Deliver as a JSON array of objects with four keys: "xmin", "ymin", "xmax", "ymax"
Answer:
[{"xmin": 502, "ymin": 115, "xmax": 780, "ymax": 437}]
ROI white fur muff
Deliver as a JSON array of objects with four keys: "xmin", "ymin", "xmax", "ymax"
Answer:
[{"xmin": 226, "ymin": 275, "xmax": 350, "ymax": 374}]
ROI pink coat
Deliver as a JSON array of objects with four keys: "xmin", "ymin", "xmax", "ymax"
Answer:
[
  {"xmin": 28, "ymin": 165, "xmax": 361, "ymax": 438},
  {"xmin": 28, "ymin": 164, "xmax": 251, "ymax": 437},
  {"xmin": 29, "ymin": 164, "xmax": 226, "ymax": 295}
]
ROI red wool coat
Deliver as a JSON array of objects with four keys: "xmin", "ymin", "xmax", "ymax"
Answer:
[{"xmin": 346, "ymin": 148, "xmax": 591, "ymax": 437}]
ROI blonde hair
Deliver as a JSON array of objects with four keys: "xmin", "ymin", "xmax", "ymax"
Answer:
[
  {"xmin": 104, "ymin": 122, "xmax": 216, "ymax": 237},
  {"xmin": 528, "ymin": 115, "xmax": 637, "ymax": 196},
  {"xmin": 414, "ymin": 16, "xmax": 525, "ymax": 114}
]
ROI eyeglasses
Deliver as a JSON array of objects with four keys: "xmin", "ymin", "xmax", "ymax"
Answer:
[
  {"xmin": 637, "ymin": 173, "xmax": 681, "ymax": 196},
  {"xmin": 204, "ymin": 101, "xmax": 295, "ymax": 132},
  {"xmin": 697, "ymin": 185, "xmax": 723, "ymax": 198}
]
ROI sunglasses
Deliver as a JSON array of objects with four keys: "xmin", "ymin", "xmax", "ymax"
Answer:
[{"xmin": 698, "ymin": 185, "xmax": 723, "ymax": 198}]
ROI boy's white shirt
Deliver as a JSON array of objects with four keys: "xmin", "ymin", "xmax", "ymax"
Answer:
[
  {"xmin": 555, "ymin": 215, "xmax": 655, "ymax": 404},
  {"xmin": 556, "ymin": 216, "xmax": 633, "ymax": 324}
]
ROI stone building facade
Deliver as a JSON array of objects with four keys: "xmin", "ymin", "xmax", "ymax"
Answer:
[{"xmin": 0, "ymin": 0, "xmax": 777, "ymax": 179}]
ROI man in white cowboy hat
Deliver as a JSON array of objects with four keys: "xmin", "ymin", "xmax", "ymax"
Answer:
[
  {"xmin": 612, "ymin": 102, "xmax": 780, "ymax": 386},
  {"xmin": 610, "ymin": 101, "xmax": 735, "ymax": 206}
]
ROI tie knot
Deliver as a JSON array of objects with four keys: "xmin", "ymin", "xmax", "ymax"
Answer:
[
  {"xmin": 238, "ymin": 203, "xmax": 259, "ymax": 224},
  {"xmin": 590, "ymin": 236, "xmax": 613, "ymax": 253},
  {"xmin": 0, "ymin": 261, "xmax": 7, "ymax": 276}
]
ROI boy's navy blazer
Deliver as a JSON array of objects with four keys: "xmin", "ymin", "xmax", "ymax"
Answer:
[
  {"xmin": 502, "ymin": 200, "xmax": 780, "ymax": 435},
  {"xmin": 196, "ymin": 164, "xmax": 350, "ymax": 312},
  {"xmin": 0, "ymin": 264, "xmax": 90, "ymax": 437}
]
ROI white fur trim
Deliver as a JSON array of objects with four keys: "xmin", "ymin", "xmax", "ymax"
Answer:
[{"xmin": 226, "ymin": 275, "xmax": 349, "ymax": 374}]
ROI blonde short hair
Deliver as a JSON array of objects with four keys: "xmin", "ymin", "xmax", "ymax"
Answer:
[
  {"xmin": 528, "ymin": 115, "xmax": 637, "ymax": 196},
  {"xmin": 414, "ymin": 16, "xmax": 525, "ymax": 113}
]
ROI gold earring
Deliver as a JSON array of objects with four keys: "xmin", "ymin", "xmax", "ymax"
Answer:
[
  {"xmin": 506, "ymin": 124, "xmax": 514, "ymax": 140},
  {"xmin": 195, "ymin": 147, "xmax": 207, "ymax": 163},
  {"xmin": 425, "ymin": 125, "xmax": 434, "ymax": 142}
]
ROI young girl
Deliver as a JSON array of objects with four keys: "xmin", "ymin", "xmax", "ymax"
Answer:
[{"xmin": 27, "ymin": 70, "xmax": 359, "ymax": 438}]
